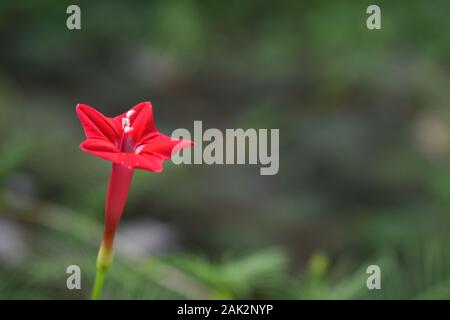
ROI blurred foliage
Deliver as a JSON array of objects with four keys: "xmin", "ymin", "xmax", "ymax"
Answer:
[{"xmin": 0, "ymin": 0, "xmax": 450, "ymax": 299}]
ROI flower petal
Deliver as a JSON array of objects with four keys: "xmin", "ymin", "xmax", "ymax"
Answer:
[
  {"xmin": 139, "ymin": 133, "xmax": 194, "ymax": 160},
  {"xmin": 116, "ymin": 153, "xmax": 163, "ymax": 172},
  {"xmin": 76, "ymin": 104, "xmax": 120, "ymax": 144},
  {"xmin": 80, "ymin": 139, "xmax": 121, "ymax": 162}
]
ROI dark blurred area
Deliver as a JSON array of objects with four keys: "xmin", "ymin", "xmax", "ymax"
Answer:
[{"xmin": 1, "ymin": 0, "xmax": 450, "ymax": 299}]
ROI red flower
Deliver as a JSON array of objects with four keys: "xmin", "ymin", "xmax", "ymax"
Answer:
[
  {"xmin": 76, "ymin": 101, "xmax": 193, "ymax": 299},
  {"xmin": 76, "ymin": 101, "xmax": 192, "ymax": 172}
]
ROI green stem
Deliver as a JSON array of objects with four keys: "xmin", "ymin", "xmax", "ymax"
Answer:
[
  {"xmin": 91, "ymin": 243, "xmax": 114, "ymax": 300},
  {"xmin": 91, "ymin": 265, "xmax": 109, "ymax": 300}
]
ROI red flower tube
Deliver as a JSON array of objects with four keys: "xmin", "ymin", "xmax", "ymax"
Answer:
[{"xmin": 76, "ymin": 101, "xmax": 193, "ymax": 299}]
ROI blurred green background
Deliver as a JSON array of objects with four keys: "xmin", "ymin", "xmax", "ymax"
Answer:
[{"xmin": 1, "ymin": 0, "xmax": 450, "ymax": 299}]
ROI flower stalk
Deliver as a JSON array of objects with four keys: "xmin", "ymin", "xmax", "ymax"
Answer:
[
  {"xmin": 91, "ymin": 247, "xmax": 111, "ymax": 300},
  {"xmin": 91, "ymin": 163, "xmax": 134, "ymax": 299}
]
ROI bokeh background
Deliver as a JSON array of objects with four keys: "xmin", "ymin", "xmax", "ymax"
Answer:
[{"xmin": 1, "ymin": 0, "xmax": 450, "ymax": 299}]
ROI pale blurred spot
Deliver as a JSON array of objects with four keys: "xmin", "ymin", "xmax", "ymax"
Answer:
[
  {"xmin": 5, "ymin": 172, "xmax": 37, "ymax": 210},
  {"xmin": 0, "ymin": 217, "xmax": 26, "ymax": 266},
  {"xmin": 116, "ymin": 220, "xmax": 177, "ymax": 261},
  {"xmin": 129, "ymin": 45, "xmax": 180, "ymax": 90},
  {"xmin": 415, "ymin": 113, "xmax": 449, "ymax": 162}
]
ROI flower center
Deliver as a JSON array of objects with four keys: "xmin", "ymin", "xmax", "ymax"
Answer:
[
  {"xmin": 119, "ymin": 109, "xmax": 136, "ymax": 153},
  {"xmin": 122, "ymin": 110, "xmax": 135, "ymax": 133}
]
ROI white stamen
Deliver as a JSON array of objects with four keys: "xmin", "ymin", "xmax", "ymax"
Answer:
[
  {"xmin": 121, "ymin": 110, "xmax": 136, "ymax": 133},
  {"xmin": 122, "ymin": 117, "xmax": 130, "ymax": 129},
  {"xmin": 122, "ymin": 117, "xmax": 133, "ymax": 133},
  {"xmin": 126, "ymin": 110, "xmax": 136, "ymax": 118},
  {"xmin": 135, "ymin": 145, "xmax": 145, "ymax": 154}
]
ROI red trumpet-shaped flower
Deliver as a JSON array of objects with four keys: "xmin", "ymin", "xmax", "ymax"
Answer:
[
  {"xmin": 76, "ymin": 101, "xmax": 193, "ymax": 299},
  {"xmin": 77, "ymin": 101, "xmax": 192, "ymax": 172}
]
